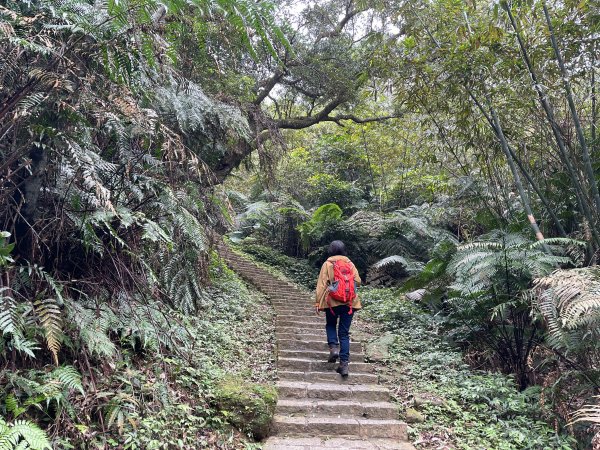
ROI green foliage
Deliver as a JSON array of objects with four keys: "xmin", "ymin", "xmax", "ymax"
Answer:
[
  {"xmin": 234, "ymin": 198, "xmax": 309, "ymax": 255},
  {"xmin": 297, "ymin": 203, "xmax": 343, "ymax": 251},
  {"xmin": 1, "ymin": 366, "xmax": 83, "ymax": 424},
  {"xmin": 0, "ymin": 417, "xmax": 51, "ymax": 450},
  {"xmin": 0, "ymin": 295, "xmax": 39, "ymax": 359},
  {"xmin": 372, "ymin": 255, "xmax": 424, "ymax": 275},
  {"xmin": 361, "ymin": 288, "xmax": 577, "ymax": 449},
  {"xmin": 533, "ymin": 267, "xmax": 600, "ymax": 376},
  {"xmin": 306, "ymin": 173, "xmax": 365, "ymax": 210},
  {"xmin": 0, "ymin": 233, "xmax": 14, "ymax": 267},
  {"xmin": 445, "ymin": 231, "xmax": 578, "ymax": 388}
]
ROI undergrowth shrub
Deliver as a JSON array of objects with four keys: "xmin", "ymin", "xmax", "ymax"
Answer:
[
  {"xmin": 360, "ymin": 288, "xmax": 578, "ymax": 449},
  {"xmin": 0, "ymin": 254, "xmax": 276, "ymax": 448},
  {"xmin": 445, "ymin": 232, "xmax": 578, "ymax": 389}
]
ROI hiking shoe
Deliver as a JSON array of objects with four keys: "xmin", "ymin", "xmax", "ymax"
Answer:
[
  {"xmin": 336, "ymin": 361, "xmax": 349, "ymax": 378},
  {"xmin": 328, "ymin": 345, "xmax": 339, "ymax": 363}
]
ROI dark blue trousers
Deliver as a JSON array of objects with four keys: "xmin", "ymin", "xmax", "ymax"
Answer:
[{"xmin": 325, "ymin": 305, "xmax": 354, "ymax": 362}]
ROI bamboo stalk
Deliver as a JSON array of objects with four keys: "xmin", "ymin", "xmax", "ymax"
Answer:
[{"xmin": 542, "ymin": 1, "xmax": 600, "ymax": 217}]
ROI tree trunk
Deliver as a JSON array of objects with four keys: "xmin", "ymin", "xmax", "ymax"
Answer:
[
  {"xmin": 467, "ymin": 90, "xmax": 568, "ymax": 238},
  {"xmin": 504, "ymin": 4, "xmax": 598, "ymax": 236},
  {"xmin": 486, "ymin": 96, "xmax": 550, "ymax": 250},
  {"xmin": 543, "ymin": 1, "xmax": 600, "ymax": 217}
]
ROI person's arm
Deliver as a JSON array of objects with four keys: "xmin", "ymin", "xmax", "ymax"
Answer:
[{"xmin": 315, "ymin": 263, "xmax": 328, "ymax": 310}]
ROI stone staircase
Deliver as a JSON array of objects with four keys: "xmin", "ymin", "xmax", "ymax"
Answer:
[{"xmin": 218, "ymin": 243, "xmax": 414, "ymax": 450}]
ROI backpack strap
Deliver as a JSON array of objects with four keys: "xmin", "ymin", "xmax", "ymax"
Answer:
[
  {"xmin": 326, "ymin": 260, "xmax": 336, "ymax": 285},
  {"xmin": 326, "ymin": 260, "xmax": 336, "ymax": 314}
]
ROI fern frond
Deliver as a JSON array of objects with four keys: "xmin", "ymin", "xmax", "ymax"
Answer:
[
  {"xmin": 51, "ymin": 366, "xmax": 84, "ymax": 395},
  {"xmin": 0, "ymin": 417, "xmax": 51, "ymax": 450},
  {"xmin": 533, "ymin": 267, "xmax": 600, "ymax": 351},
  {"xmin": 571, "ymin": 396, "xmax": 600, "ymax": 425},
  {"xmin": 33, "ymin": 298, "xmax": 62, "ymax": 365},
  {"xmin": 372, "ymin": 255, "xmax": 424, "ymax": 274}
]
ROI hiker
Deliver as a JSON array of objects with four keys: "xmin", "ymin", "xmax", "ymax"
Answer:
[{"xmin": 315, "ymin": 240, "xmax": 361, "ymax": 378}]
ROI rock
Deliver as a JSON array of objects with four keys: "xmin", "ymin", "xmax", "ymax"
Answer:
[
  {"xmin": 365, "ymin": 332, "xmax": 396, "ymax": 363},
  {"xmin": 413, "ymin": 394, "xmax": 445, "ymax": 408},
  {"xmin": 405, "ymin": 289, "xmax": 427, "ymax": 302},
  {"xmin": 213, "ymin": 376, "xmax": 277, "ymax": 440},
  {"xmin": 351, "ymin": 330, "xmax": 374, "ymax": 343},
  {"xmin": 404, "ymin": 407, "xmax": 425, "ymax": 424}
]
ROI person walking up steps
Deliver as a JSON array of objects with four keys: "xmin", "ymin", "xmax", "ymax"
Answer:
[{"xmin": 315, "ymin": 240, "xmax": 362, "ymax": 378}]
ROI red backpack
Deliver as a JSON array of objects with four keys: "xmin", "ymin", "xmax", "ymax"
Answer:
[{"xmin": 327, "ymin": 260, "xmax": 357, "ymax": 314}]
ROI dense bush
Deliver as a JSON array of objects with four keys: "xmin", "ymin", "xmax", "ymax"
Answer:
[
  {"xmin": 360, "ymin": 288, "xmax": 579, "ymax": 449},
  {"xmin": 0, "ymin": 255, "xmax": 277, "ymax": 448}
]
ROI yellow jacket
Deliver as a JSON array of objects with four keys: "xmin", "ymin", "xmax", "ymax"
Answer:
[{"xmin": 314, "ymin": 255, "xmax": 362, "ymax": 310}]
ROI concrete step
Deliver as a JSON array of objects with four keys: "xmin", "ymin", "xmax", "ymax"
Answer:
[
  {"xmin": 275, "ymin": 321, "xmax": 323, "ymax": 330},
  {"xmin": 273, "ymin": 309, "xmax": 315, "ymax": 314},
  {"xmin": 276, "ymin": 332, "xmax": 326, "ymax": 341},
  {"xmin": 273, "ymin": 312, "xmax": 317, "ymax": 318},
  {"xmin": 272, "ymin": 307, "xmax": 315, "ymax": 311},
  {"xmin": 275, "ymin": 318, "xmax": 322, "ymax": 326},
  {"xmin": 277, "ymin": 381, "xmax": 389, "ymax": 402},
  {"xmin": 278, "ymin": 370, "xmax": 378, "ymax": 384},
  {"xmin": 279, "ymin": 349, "xmax": 364, "ymax": 360},
  {"xmin": 278, "ymin": 358, "xmax": 373, "ymax": 373},
  {"xmin": 278, "ymin": 339, "xmax": 362, "ymax": 352},
  {"xmin": 264, "ymin": 437, "xmax": 415, "ymax": 450},
  {"xmin": 276, "ymin": 314, "xmax": 322, "ymax": 322},
  {"xmin": 276, "ymin": 399, "xmax": 398, "ymax": 420},
  {"xmin": 271, "ymin": 415, "xmax": 407, "ymax": 440}
]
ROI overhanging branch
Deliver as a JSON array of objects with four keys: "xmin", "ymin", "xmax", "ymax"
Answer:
[{"xmin": 275, "ymin": 112, "xmax": 404, "ymax": 130}]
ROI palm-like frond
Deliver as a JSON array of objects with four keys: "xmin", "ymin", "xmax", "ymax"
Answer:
[
  {"xmin": 0, "ymin": 416, "xmax": 51, "ymax": 450},
  {"xmin": 571, "ymin": 396, "xmax": 600, "ymax": 425},
  {"xmin": 372, "ymin": 255, "xmax": 424, "ymax": 275},
  {"xmin": 533, "ymin": 267, "xmax": 600, "ymax": 352},
  {"xmin": 33, "ymin": 298, "xmax": 62, "ymax": 366}
]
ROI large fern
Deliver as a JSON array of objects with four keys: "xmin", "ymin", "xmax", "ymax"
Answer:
[
  {"xmin": 444, "ymin": 231, "xmax": 581, "ymax": 388},
  {"xmin": 0, "ymin": 417, "xmax": 51, "ymax": 450},
  {"xmin": 533, "ymin": 267, "xmax": 600, "ymax": 356},
  {"xmin": 0, "ymin": 293, "xmax": 39, "ymax": 359}
]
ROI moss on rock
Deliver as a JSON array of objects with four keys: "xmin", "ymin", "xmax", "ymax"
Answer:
[{"xmin": 213, "ymin": 376, "xmax": 277, "ymax": 440}]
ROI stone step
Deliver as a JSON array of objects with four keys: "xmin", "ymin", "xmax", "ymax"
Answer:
[
  {"xmin": 276, "ymin": 314, "xmax": 322, "ymax": 321},
  {"xmin": 273, "ymin": 312, "xmax": 317, "ymax": 318},
  {"xmin": 278, "ymin": 339, "xmax": 362, "ymax": 352},
  {"xmin": 278, "ymin": 370, "xmax": 378, "ymax": 384},
  {"xmin": 264, "ymin": 436, "xmax": 415, "ymax": 450},
  {"xmin": 279, "ymin": 349, "xmax": 364, "ymax": 360},
  {"xmin": 275, "ymin": 321, "xmax": 323, "ymax": 329},
  {"xmin": 219, "ymin": 244, "xmax": 411, "ymax": 447},
  {"xmin": 276, "ymin": 399, "xmax": 398, "ymax": 420},
  {"xmin": 275, "ymin": 318, "xmax": 322, "ymax": 326},
  {"xmin": 276, "ymin": 332, "xmax": 326, "ymax": 341},
  {"xmin": 277, "ymin": 381, "xmax": 389, "ymax": 402},
  {"xmin": 271, "ymin": 303, "xmax": 314, "ymax": 308},
  {"xmin": 272, "ymin": 307, "xmax": 315, "ymax": 312},
  {"xmin": 271, "ymin": 415, "xmax": 407, "ymax": 440},
  {"xmin": 278, "ymin": 358, "xmax": 373, "ymax": 373}
]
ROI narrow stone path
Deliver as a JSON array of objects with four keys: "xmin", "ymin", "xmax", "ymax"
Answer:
[{"xmin": 218, "ymin": 243, "xmax": 414, "ymax": 450}]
